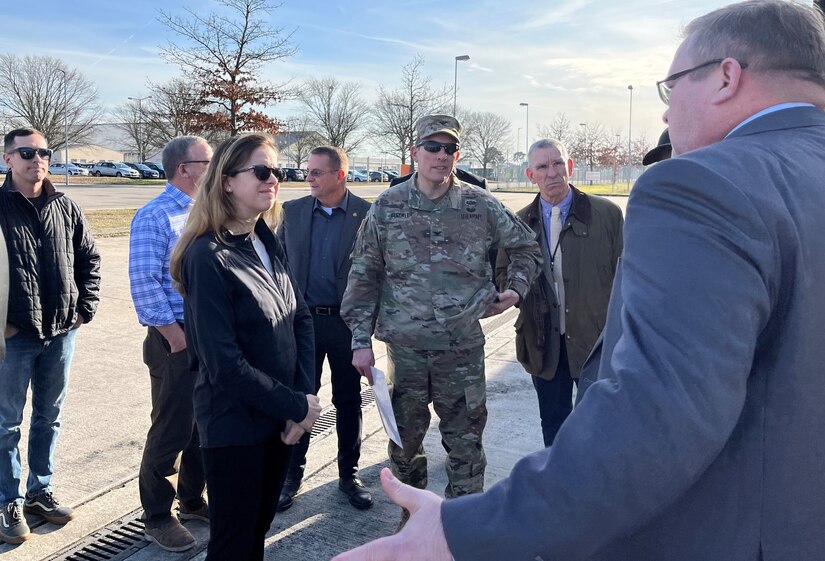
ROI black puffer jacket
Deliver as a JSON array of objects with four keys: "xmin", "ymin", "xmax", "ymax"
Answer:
[{"xmin": 0, "ymin": 174, "xmax": 101, "ymax": 338}]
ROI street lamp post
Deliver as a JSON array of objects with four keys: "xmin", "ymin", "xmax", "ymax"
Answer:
[
  {"xmin": 453, "ymin": 55, "xmax": 470, "ymax": 115},
  {"xmin": 128, "ymin": 95, "xmax": 151, "ymax": 162},
  {"xmin": 519, "ymin": 102, "xmax": 528, "ymax": 185},
  {"xmin": 56, "ymin": 68, "xmax": 69, "ymax": 186},
  {"xmin": 579, "ymin": 122, "xmax": 590, "ymax": 183},
  {"xmin": 627, "ymin": 84, "xmax": 634, "ymax": 188}
]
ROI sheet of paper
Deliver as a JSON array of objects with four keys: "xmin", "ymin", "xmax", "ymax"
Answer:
[{"xmin": 371, "ymin": 367, "xmax": 402, "ymax": 448}]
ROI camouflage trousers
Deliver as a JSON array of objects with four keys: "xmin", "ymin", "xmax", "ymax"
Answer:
[{"xmin": 385, "ymin": 343, "xmax": 487, "ymax": 498}]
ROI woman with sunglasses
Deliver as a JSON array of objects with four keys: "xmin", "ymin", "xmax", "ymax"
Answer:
[{"xmin": 170, "ymin": 133, "xmax": 321, "ymax": 560}]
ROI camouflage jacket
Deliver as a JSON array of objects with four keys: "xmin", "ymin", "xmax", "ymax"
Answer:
[{"xmin": 341, "ymin": 174, "xmax": 541, "ymax": 350}]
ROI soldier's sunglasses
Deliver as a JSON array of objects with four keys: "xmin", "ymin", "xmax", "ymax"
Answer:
[
  {"xmin": 229, "ymin": 165, "xmax": 285, "ymax": 182},
  {"xmin": 9, "ymin": 147, "xmax": 53, "ymax": 160},
  {"xmin": 417, "ymin": 141, "xmax": 460, "ymax": 155}
]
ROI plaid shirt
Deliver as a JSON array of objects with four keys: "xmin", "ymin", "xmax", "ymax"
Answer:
[{"xmin": 128, "ymin": 183, "xmax": 192, "ymax": 326}]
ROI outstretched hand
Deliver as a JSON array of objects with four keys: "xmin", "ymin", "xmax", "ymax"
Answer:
[{"xmin": 330, "ymin": 468, "xmax": 453, "ymax": 561}]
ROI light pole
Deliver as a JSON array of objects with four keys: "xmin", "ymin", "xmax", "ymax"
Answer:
[
  {"xmin": 56, "ymin": 68, "xmax": 69, "ymax": 186},
  {"xmin": 579, "ymin": 122, "xmax": 590, "ymax": 182},
  {"xmin": 516, "ymin": 127, "xmax": 522, "ymax": 187},
  {"xmin": 520, "ymin": 103, "xmax": 529, "ymax": 187},
  {"xmin": 128, "ymin": 95, "xmax": 151, "ymax": 162},
  {"xmin": 519, "ymin": 102, "xmax": 529, "ymax": 154},
  {"xmin": 627, "ymin": 84, "xmax": 633, "ymax": 188},
  {"xmin": 453, "ymin": 55, "xmax": 470, "ymax": 115}
]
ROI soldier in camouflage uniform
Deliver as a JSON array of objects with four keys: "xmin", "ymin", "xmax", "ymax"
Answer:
[{"xmin": 341, "ymin": 115, "xmax": 541, "ymax": 503}]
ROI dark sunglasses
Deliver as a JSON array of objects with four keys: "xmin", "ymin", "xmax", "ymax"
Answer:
[
  {"xmin": 417, "ymin": 141, "xmax": 459, "ymax": 155},
  {"xmin": 229, "ymin": 165, "xmax": 285, "ymax": 182},
  {"xmin": 9, "ymin": 147, "xmax": 53, "ymax": 160}
]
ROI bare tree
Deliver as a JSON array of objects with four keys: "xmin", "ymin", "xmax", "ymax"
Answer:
[
  {"xmin": 298, "ymin": 77, "xmax": 369, "ymax": 152},
  {"xmin": 144, "ymin": 78, "xmax": 220, "ymax": 145},
  {"xmin": 630, "ymin": 132, "xmax": 653, "ymax": 166},
  {"xmin": 462, "ymin": 111, "xmax": 512, "ymax": 175},
  {"xmin": 0, "ymin": 54, "xmax": 102, "ymax": 146},
  {"xmin": 537, "ymin": 112, "xmax": 573, "ymax": 146},
  {"xmin": 158, "ymin": 0, "xmax": 295, "ymax": 136},
  {"xmin": 371, "ymin": 54, "xmax": 451, "ymax": 171},
  {"xmin": 111, "ymin": 100, "xmax": 157, "ymax": 162},
  {"xmin": 570, "ymin": 122, "xmax": 608, "ymax": 170},
  {"xmin": 279, "ymin": 116, "xmax": 326, "ymax": 167},
  {"xmin": 596, "ymin": 130, "xmax": 626, "ymax": 183}
]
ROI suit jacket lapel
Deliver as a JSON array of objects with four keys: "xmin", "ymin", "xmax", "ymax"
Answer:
[{"xmin": 292, "ymin": 197, "xmax": 314, "ymax": 293}]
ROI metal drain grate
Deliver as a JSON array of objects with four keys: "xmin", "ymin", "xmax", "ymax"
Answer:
[
  {"xmin": 49, "ymin": 386, "xmax": 377, "ymax": 561},
  {"xmin": 311, "ymin": 386, "xmax": 375, "ymax": 438},
  {"xmin": 47, "ymin": 513, "xmax": 148, "ymax": 561}
]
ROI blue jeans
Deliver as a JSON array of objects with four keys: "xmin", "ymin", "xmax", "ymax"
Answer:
[{"xmin": 0, "ymin": 328, "xmax": 77, "ymax": 504}]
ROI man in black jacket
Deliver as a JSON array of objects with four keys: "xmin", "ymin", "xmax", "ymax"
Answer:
[
  {"xmin": 277, "ymin": 146, "xmax": 373, "ymax": 511},
  {"xmin": 0, "ymin": 128, "xmax": 100, "ymax": 545}
]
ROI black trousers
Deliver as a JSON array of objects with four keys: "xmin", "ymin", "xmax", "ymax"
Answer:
[
  {"xmin": 531, "ymin": 338, "xmax": 579, "ymax": 447},
  {"xmin": 202, "ymin": 431, "xmax": 290, "ymax": 561},
  {"xmin": 138, "ymin": 326, "xmax": 205, "ymax": 522},
  {"xmin": 286, "ymin": 312, "xmax": 362, "ymax": 481}
]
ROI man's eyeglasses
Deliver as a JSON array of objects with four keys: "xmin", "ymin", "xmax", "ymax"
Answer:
[
  {"xmin": 306, "ymin": 169, "xmax": 339, "ymax": 178},
  {"xmin": 229, "ymin": 165, "xmax": 285, "ymax": 182},
  {"xmin": 181, "ymin": 160, "xmax": 210, "ymax": 165},
  {"xmin": 656, "ymin": 59, "xmax": 748, "ymax": 105},
  {"xmin": 417, "ymin": 141, "xmax": 460, "ymax": 155},
  {"xmin": 8, "ymin": 147, "xmax": 53, "ymax": 160}
]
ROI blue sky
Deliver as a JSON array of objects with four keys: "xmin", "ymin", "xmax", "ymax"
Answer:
[{"xmin": 6, "ymin": 0, "xmax": 746, "ymax": 156}]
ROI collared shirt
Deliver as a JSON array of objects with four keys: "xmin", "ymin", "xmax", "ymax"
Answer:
[
  {"xmin": 727, "ymin": 102, "xmax": 815, "ymax": 137},
  {"xmin": 129, "ymin": 183, "xmax": 193, "ymax": 326},
  {"xmin": 539, "ymin": 186, "xmax": 574, "ymax": 259},
  {"xmin": 306, "ymin": 191, "xmax": 349, "ymax": 307}
]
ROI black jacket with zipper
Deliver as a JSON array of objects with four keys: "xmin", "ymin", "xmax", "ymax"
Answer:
[{"xmin": 0, "ymin": 173, "xmax": 101, "ymax": 338}]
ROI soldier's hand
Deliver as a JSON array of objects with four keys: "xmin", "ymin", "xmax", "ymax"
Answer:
[
  {"xmin": 280, "ymin": 420, "xmax": 305, "ymax": 445},
  {"xmin": 352, "ymin": 348, "xmax": 376, "ymax": 384},
  {"xmin": 484, "ymin": 289, "xmax": 520, "ymax": 317},
  {"xmin": 331, "ymin": 468, "xmax": 453, "ymax": 561},
  {"xmin": 298, "ymin": 394, "xmax": 321, "ymax": 432}
]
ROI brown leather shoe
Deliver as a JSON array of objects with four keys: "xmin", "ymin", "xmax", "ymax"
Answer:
[
  {"xmin": 144, "ymin": 517, "xmax": 196, "ymax": 552},
  {"xmin": 339, "ymin": 477, "xmax": 373, "ymax": 510},
  {"xmin": 179, "ymin": 501, "xmax": 209, "ymax": 523}
]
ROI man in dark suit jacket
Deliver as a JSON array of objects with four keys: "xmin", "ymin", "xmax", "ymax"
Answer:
[
  {"xmin": 277, "ymin": 145, "xmax": 373, "ymax": 511},
  {"xmin": 333, "ymin": 2, "xmax": 825, "ymax": 560}
]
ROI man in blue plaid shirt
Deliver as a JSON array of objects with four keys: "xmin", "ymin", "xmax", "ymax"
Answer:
[{"xmin": 128, "ymin": 136, "xmax": 212, "ymax": 552}]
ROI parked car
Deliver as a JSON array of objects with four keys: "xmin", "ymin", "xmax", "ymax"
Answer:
[
  {"xmin": 48, "ymin": 162, "xmax": 89, "ymax": 176},
  {"xmin": 383, "ymin": 169, "xmax": 400, "ymax": 180},
  {"xmin": 369, "ymin": 170, "xmax": 388, "ymax": 182},
  {"xmin": 347, "ymin": 170, "xmax": 368, "ymax": 182},
  {"xmin": 0, "ymin": 162, "xmax": 9, "ymax": 174},
  {"xmin": 282, "ymin": 167, "xmax": 305, "ymax": 181},
  {"xmin": 91, "ymin": 161, "xmax": 140, "ymax": 178},
  {"xmin": 73, "ymin": 162, "xmax": 95, "ymax": 170},
  {"xmin": 142, "ymin": 161, "xmax": 165, "ymax": 179},
  {"xmin": 126, "ymin": 162, "xmax": 160, "ymax": 179}
]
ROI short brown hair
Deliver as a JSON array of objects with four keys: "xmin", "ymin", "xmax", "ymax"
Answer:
[{"xmin": 310, "ymin": 145, "xmax": 349, "ymax": 174}]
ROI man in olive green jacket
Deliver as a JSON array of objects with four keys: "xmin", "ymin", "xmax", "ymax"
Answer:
[{"xmin": 497, "ymin": 139, "xmax": 623, "ymax": 446}]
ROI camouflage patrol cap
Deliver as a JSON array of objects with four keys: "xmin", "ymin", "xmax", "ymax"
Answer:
[{"xmin": 415, "ymin": 114, "xmax": 462, "ymax": 144}]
